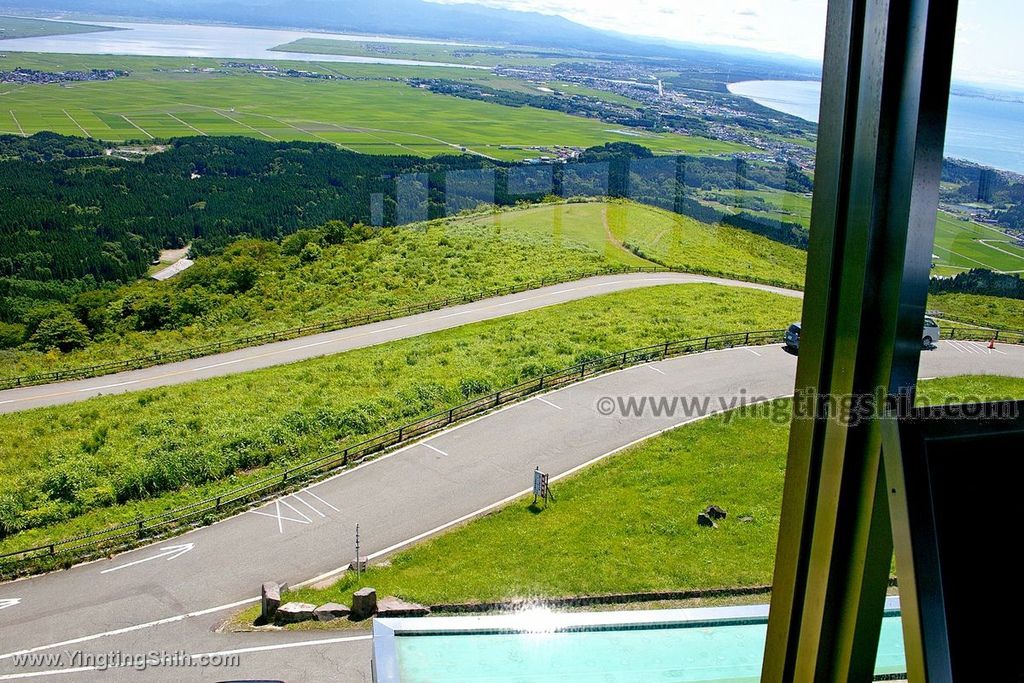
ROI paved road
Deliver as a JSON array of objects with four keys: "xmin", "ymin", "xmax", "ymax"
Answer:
[
  {"xmin": 1, "ymin": 338, "xmax": 1020, "ymax": 681},
  {"xmin": 0, "ymin": 273, "xmax": 800, "ymax": 415}
]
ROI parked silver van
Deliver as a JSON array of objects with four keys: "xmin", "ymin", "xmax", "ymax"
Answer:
[{"xmin": 785, "ymin": 318, "xmax": 940, "ymax": 352}]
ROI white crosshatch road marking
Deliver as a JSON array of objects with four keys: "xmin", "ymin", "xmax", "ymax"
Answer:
[
  {"xmin": 251, "ymin": 494, "xmax": 338, "ymax": 533},
  {"xmin": 0, "ymin": 598, "xmax": 20, "ymax": 611}
]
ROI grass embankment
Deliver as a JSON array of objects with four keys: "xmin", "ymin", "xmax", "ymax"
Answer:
[
  {"xmin": 260, "ymin": 375, "xmax": 1024, "ymax": 621},
  {"xmin": 0, "ymin": 283, "xmax": 802, "ymax": 555},
  {"xmin": 929, "ymin": 293, "xmax": 1024, "ymax": 331},
  {"xmin": 0, "ymin": 200, "xmax": 805, "ymax": 379}
]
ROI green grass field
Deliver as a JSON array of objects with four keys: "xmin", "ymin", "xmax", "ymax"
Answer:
[
  {"xmin": 0, "ymin": 53, "xmax": 751, "ymax": 161},
  {"xmin": 245, "ymin": 375, "xmax": 1024, "ymax": 619},
  {"xmin": 931, "ymin": 211, "xmax": 1024, "ymax": 275},
  {"xmin": 604, "ymin": 200, "xmax": 808, "ymax": 288},
  {"xmin": 0, "ymin": 283, "xmax": 802, "ymax": 555},
  {"xmin": 272, "ymin": 37, "xmax": 570, "ymax": 68},
  {"xmin": 929, "ymin": 293, "xmax": 1024, "ymax": 330},
  {"xmin": 0, "ymin": 16, "xmax": 114, "ymax": 40}
]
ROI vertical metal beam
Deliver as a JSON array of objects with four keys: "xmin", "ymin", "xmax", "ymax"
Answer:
[{"xmin": 762, "ymin": 0, "xmax": 958, "ymax": 680}]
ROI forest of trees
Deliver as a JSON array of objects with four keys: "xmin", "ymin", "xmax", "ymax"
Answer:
[
  {"xmin": 929, "ymin": 269, "xmax": 1024, "ymax": 300},
  {"xmin": 0, "ymin": 134, "xmax": 815, "ymax": 353}
]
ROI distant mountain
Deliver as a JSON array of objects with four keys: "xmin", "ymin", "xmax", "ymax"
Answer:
[
  {"xmin": 4, "ymin": 0, "xmax": 815, "ymax": 69},
  {"xmin": 4, "ymin": 0, "xmax": 656, "ymax": 54}
]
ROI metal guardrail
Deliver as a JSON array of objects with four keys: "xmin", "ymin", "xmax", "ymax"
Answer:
[{"xmin": 0, "ymin": 327, "xmax": 786, "ymax": 576}]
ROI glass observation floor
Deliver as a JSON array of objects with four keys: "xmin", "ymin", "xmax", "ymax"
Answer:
[{"xmin": 372, "ymin": 598, "xmax": 906, "ymax": 682}]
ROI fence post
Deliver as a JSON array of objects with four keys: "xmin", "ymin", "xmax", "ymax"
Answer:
[
  {"xmin": 495, "ymin": 391, "xmax": 501, "ymax": 407},
  {"xmin": 538, "ymin": 376, "xmax": 544, "ymax": 391},
  {"xmin": 580, "ymin": 362, "xmax": 586, "ymax": 379},
  {"xmin": 343, "ymin": 448, "xmax": 349, "ymax": 465},
  {"xmin": 448, "ymin": 408, "xmax": 454, "ymax": 424},
  {"xmin": 745, "ymin": 332, "xmax": 750, "ymax": 345},
  {"xmin": 215, "ymin": 496, "xmax": 221, "ymax": 510},
  {"xmin": 398, "ymin": 427, "xmax": 403, "ymax": 442},
  {"xmin": 664, "ymin": 341, "xmax": 670, "ymax": 358},
  {"xmin": 704, "ymin": 337, "xmax": 710, "ymax": 351}
]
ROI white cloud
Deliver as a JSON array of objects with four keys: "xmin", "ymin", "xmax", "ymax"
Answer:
[{"xmin": 429, "ymin": 0, "xmax": 1024, "ymax": 88}]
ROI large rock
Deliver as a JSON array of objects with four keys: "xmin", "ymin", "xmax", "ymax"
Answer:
[
  {"xmin": 697, "ymin": 512, "xmax": 718, "ymax": 528},
  {"xmin": 313, "ymin": 602, "xmax": 352, "ymax": 622},
  {"xmin": 261, "ymin": 582, "xmax": 281, "ymax": 621},
  {"xmin": 705, "ymin": 505, "xmax": 728, "ymax": 520},
  {"xmin": 377, "ymin": 597, "xmax": 430, "ymax": 618},
  {"xmin": 351, "ymin": 587, "xmax": 378, "ymax": 620},
  {"xmin": 275, "ymin": 602, "xmax": 317, "ymax": 624}
]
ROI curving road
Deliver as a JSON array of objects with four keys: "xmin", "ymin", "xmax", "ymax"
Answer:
[
  {"xmin": 1, "ymin": 337, "xmax": 1021, "ymax": 681},
  {"xmin": 0, "ymin": 273, "xmax": 801, "ymax": 414}
]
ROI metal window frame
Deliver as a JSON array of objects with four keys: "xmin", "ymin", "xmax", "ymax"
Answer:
[{"xmin": 762, "ymin": 0, "xmax": 958, "ymax": 680}]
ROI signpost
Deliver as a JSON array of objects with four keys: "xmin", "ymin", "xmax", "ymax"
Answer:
[{"xmin": 532, "ymin": 466, "xmax": 554, "ymax": 507}]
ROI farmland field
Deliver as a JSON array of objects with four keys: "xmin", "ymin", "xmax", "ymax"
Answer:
[
  {"xmin": 930, "ymin": 211, "xmax": 1024, "ymax": 275},
  {"xmin": 0, "ymin": 53, "xmax": 752, "ymax": 160},
  {"xmin": 0, "ymin": 16, "xmax": 115, "ymax": 40}
]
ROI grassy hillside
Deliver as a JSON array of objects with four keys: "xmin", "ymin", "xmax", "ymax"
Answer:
[
  {"xmin": 0, "ymin": 200, "xmax": 806, "ymax": 379},
  {"xmin": 604, "ymin": 200, "xmax": 807, "ymax": 288},
  {"xmin": 0, "ymin": 283, "xmax": 802, "ymax": 556},
  {"xmin": 250, "ymin": 375, "xmax": 1024, "ymax": 614},
  {"xmin": 929, "ymin": 292, "xmax": 1024, "ymax": 330}
]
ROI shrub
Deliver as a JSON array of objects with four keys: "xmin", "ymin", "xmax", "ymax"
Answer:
[
  {"xmin": 0, "ymin": 322, "xmax": 26, "ymax": 349},
  {"xmin": 30, "ymin": 313, "xmax": 90, "ymax": 352}
]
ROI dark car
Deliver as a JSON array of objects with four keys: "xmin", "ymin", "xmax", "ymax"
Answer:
[{"xmin": 785, "ymin": 322, "xmax": 801, "ymax": 352}]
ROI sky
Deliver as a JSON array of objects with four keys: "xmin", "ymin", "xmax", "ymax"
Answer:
[{"xmin": 432, "ymin": 0, "xmax": 1023, "ymax": 89}]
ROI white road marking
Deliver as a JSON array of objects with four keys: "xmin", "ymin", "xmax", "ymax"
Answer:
[
  {"xmin": 0, "ymin": 597, "xmax": 259, "ymax": 662},
  {"xmin": 99, "ymin": 544, "xmax": 194, "ymax": 574},
  {"xmin": 279, "ymin": 498, "xmax": 312, "ymax": 524},
  {"xmin": 644, "ymin": 363, "xmax": 667, "ymax": 375},
  {"xmin": 536, "ymin": 396, "xmax": 562, "ymax": 410},
  {"xmin": 251, "ymin": 499, "xmax": 310, "ymax": 532},
  {"xmin": 0, "ymin": 636, "xmax": 374, "ymax": 680},
  {"xmin": 77, "ymin": 380, "xmax": 138, "ymax": 392},
  {"xmin": 0, "ymin": 598, "xmax": 20, "ymax": 611},
  {"xmin": 306, "ymin": 490, "xmax": 340, "ymax": 512},
  {"xmin": 423, "ymin": 443, "xmax": 449, "ymax": 457},
  {"xmin": 291, "ymin": 494, "xmax": 326, "ymax": 518},
  {"xmin": 746, "ymin": 348, "xmax": 763, "ymax": 357}
]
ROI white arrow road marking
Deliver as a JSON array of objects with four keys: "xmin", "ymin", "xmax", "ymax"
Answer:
[
  {"xmin": 0, "ymin": 598, "xmax": 20, "ymax": 611},
  {"xmin": 99, "ymin": 543, "xmax": 194, "ymax": 574}
]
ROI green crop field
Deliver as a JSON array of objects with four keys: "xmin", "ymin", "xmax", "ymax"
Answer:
[
  {"xmin": 0, "ymin": 283, "xmax": 803, "ymax": 557},
  {"xmin": 0, "ymin": 16, "xmax": 115, "ymax": 40},
  {"xmin": 272, "ymin": 37, "xmax": 570, "ymax": 68},
  {"xmin": 0, "ymin": 53, "xmax": 751, "ymax": 160},
  {"xmin": 930, "ymin": 211, "xmax": 1024, "ymax": 275},
  {"xmin": 244, "ymin": 374, "xmax": 1024, "ymax": 618}
]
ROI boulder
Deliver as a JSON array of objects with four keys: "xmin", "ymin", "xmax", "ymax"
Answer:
[
  {"xmin": 261, "ymin": 582, "xmax": 281, "ymax": 621},
  {"xmin": 377, "ymin": 597, "xmax": 430, "ymax": 618},
  {"xmin": 275, "ymin": 602, "xmax": 317, "ymax": 624},
  {"xmin": 697, "ymin": 512, "xmax": 718, "ymax": 528},
  {"xmin": 704, "ymin": 505, "xmax": 728, "ymax": 520},
  {"xmin": 313, "ymin": 602, "xmax": 352, "ymax": 622},
  {"xmin": 351, "ymin": 587, "xmax": 378, "ymax": 620}
]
